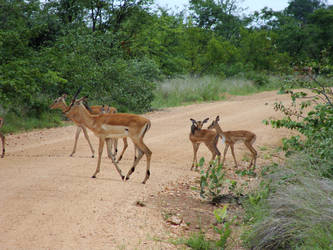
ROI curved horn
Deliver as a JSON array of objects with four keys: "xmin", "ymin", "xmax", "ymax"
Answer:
[{"xmin": 65, "ymin": 87, "xmax": 82, "ymax": 112}]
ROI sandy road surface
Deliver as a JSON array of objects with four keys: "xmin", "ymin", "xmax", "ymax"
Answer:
[{"xmin": 0, "ymin": 91, "xmax": 293, "ymax": 249}]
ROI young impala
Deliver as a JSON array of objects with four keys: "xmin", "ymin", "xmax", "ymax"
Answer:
[
  {"xmin": 0, "ymin": 117, "xmax": 4, "ymax": 158},
  {"xmin": 208, "ymin": 115, "xmax": 257, "ymax": 169},
  {"xmin": 65, "ymin": 91, "xmax": 152, "ymax": 184},
  {"xmin": 50, "ymin": 94, "xmax": 129, "ymax": 162},
  {"xmin": 189, "ymin": 118, "xmax": 221, "ymax": 170}
]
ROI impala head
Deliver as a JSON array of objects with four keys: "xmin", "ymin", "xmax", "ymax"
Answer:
[
  {"xmin": 208, "ymin": 115, "xmax": 220, "ymax": 129},
  {"xmin": 50, "ymin": 94, "xmax": 68, "ymax": 110},
  {"xmin": 190, "ymin": 118, "xmax": 209, "ymax": 134},
  {"xmin": 100, "ymin": 105, "xmax": 109, "ymax": 114}
]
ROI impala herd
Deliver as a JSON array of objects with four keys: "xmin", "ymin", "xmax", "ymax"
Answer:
[{"xmin": 0, "ymin": 88, "xmax": 257, "ymax": 184}]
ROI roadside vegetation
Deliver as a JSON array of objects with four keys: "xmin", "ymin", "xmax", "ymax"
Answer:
[
  {"xmin": 1, "ymin": 0, "xmax": 333, "ymax": 249},
  {"xmin": 1, "ymin": 0, "xmax": 333, "ymax": 133},
  {"xmin": 152, "ymin": 74, "xmax": 281, "ymax": 109},
  {"xmin": 241, "ymin": 74, "xmax": 333, "ymax": 249}
]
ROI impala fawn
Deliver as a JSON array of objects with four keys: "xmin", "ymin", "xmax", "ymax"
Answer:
[
  {"xmin": 208, "ymin": 115, "xmax": 257, "ymax": 169},
  {"xmin": 189, "ymin": 118, "xmax": 221, "ymax": 170}
]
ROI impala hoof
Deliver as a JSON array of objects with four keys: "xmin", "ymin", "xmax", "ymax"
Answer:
[
  {"xmin": 121, "ymin": 175, "xmax": 125, "ymax": 180},
  {"xmin": 125, "ymin": 176, "xmax": 130, "ymax": 181},
  {"xmin": 92, "ymin": 176, "xmax": 96, "ymax": 178},
  {"xmin": 91, "ymin": 155, "xmax": 95, "ymax": 158}
]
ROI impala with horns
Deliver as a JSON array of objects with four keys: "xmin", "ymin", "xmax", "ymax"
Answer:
[
  {"xmin": 0, "ymin": 117, "xmax": 4, "ymax": 158},
  {"xmin": 208, "ymin": 115, "xmax": 257, "ymax": 169},
  {"xmin": 189, "ymin": 118, "xmax": 221, "ymax": 170},
  {"xmin": 50, "ymin": 94, "xmax": 129, "ymax": 162},
  {"xmin": 65, "ymin": 90, "xmax": 152, "ymax": 184}
]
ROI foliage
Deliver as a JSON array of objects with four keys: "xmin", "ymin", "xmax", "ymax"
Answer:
[
  {"xmin": 244, "ymin": 65, "xmax": 333, "ymax": 249},
  {"xmin": 1, "ymin": 0, "xmax": 333, "ymax": 132},
  {"xmin": 184, "ymin": 232, "xmax": 215, "ymax": 250},
  {"xmin": 264, "ymin": 76, "xmax": 333, "ymax": 176},
  {"xmin": 213, "ymin": 206, "xmax": 234, "ymax": 249},
  {"xmin": 199, "ymin": 157, "xmax": 226, "ymax": 201}
]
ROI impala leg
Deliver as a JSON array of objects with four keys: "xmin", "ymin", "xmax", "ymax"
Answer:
[
  {"xmin": 191, "ymin": 143, "xmax": 200, "ymax": 171},
  {"xmin": 106, "ymin": 139, "xmax": 116, "ymax": 159},
  {"xmin": 125, "ymin": 147, "xmax": 144, "ymax": 181},
  {"xmin": 116, "ymin": 137, "xmax": 128, "ymax": 163},
  {"xmin": 82, "ymin": 126, "xmax": 95, "ymax": 158},
  {"xmin": 125, "ymin": 138, "xmax": 152, "ymax": 184},
  {"xmin": 140, "ymin": 142, "xmax": 152, "ymax": 184},
  {"xmin": 92, "ymin": 138, "xmax": 105, "ymax": 178},
  {"xmin": 205, "ymin": 142, "xmax": 220, "ymax": 168},
  {"xmin": 134, "ymin": 143, "xmax": 137, "ymax": 161},
  {"xmin": 222, "ymin": 144, "xmax": 229, "ymax": 167},
  {"xmin": 229, "ymin": 143, "xmax": 238, "ymax": 168},
  {"xmin": 214, "ymin": 136, "xmax": 221, "ymax": 166},
  {"xmin": 245, "ymin": 142, "xmax": 257, "ymax": 169},
  {"xmin": 105, "ymin": 138, "xmax": 125, "ymax": 180},
  {"xmin": 0, "ymin": 133, "xmax": 4, "ymax": 158},
  {"xmin": 70, "ymin": 126, "xmax": 81, "ymax": 157},
  {"xmin": 113, "ymin": 138, "xmax": 118, "ymax": 157}
]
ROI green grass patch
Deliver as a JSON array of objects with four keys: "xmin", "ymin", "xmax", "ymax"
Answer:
[
  {"xmin": 152, "ymin": 74, "xmax": 282, "ymax": 109},
  {"xmin": 1, "ymin": 111, "xmax": 63, "ymax": 134}
]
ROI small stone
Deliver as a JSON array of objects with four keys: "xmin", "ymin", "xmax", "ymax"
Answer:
[{"xmin": 167, "ymin": 216, "xmax": 183, "ymax": 225}]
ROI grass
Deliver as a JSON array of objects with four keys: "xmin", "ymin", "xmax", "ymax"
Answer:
[
  {"xmin": 152, "ymin": 74, "xmax": 282, "ymax": 109},
  {"xmin": 1, "ymin": 111, "xmax": 63, "ymax": 134},
  {"xmin": 242, "ymin": 153, "xmax": 333, "ymax": 250},
  {"xmin": 172, "ymin": 232, "xmax": 217, "ymax": 250}
]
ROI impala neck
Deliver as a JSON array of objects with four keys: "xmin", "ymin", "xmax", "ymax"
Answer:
[
  {"xmin": 190, "ymin": 124, "xmax": 197, "ymax": 135},
  {"xmin": 75, "ymin": 103, "xmax": 98, "ymax": 129},
  {"xmin": 214, "ymin": 123, "xmax": 224, "ymax": 136},
  {"xmin": 56, "ymin": 100, "xmax": 68, "ymax": 113}
]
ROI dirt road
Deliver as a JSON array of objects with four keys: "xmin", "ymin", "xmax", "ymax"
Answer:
[{"xmin": 0, "ymin": 91, "xmax": 293, "ymax": 249}]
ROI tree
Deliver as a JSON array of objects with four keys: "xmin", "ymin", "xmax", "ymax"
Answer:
[
  {"xmin": 286, "ymin": 0, "xmax": 326, "ymax": 23},
  {"xmin": 189, "ymin": 0, "xmax": 247, "ymax": 40}
]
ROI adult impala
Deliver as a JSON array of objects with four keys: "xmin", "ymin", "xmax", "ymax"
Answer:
[
  {"xmin": 208, "ymin": 115, "xmax": 257, "ymax": 169},
  {"xmin": 50, "ymin": 94, "xmax": 129, "ymax": 162},
  {"xmin": 0, "ymin": 117, "xmax": 4, "ymax": 158},
  {"xmin": 189, "ymin": 118, "xmax": 221, "ymax": 170},
  {"xmin": 65, "ymin": 92, "xmax": 152, "ymax": 184}
]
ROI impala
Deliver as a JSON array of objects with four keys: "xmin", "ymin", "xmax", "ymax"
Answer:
[
  {"xmin": 50, "ymin": 94, "xmax": 129, "ymax": 162},
  {"xmin": 208, "ymin": 115, "xmax": 257, "ymax": 169},
  {"xmin": 65, "ymin": 92, "xmax": 152, "ymax": 184},
  {"xmin": 189, "ymin": 118, "xmax": 221, "ymax": 170},
  {"xmin": 0, "ymin": 117, "xmax": 4, "ymax": 158}
]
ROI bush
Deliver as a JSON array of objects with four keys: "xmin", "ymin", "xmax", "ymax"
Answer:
[{"xmin": 245, "ymin": 71, "xmax": 269, "ymax": 87}]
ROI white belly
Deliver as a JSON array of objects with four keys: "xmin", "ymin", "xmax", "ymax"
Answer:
[{"xmin": 95, "ymin": 124, "xmax": 129, "ymax": 138}]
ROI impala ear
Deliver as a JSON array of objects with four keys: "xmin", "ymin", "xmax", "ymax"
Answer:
[
  {"xmin": 190, "ymin": 118, "xmax": 196, "ymax": 124},
  {"xmin": 216, "ymin": 115, "xmax": 220, "ymax": 122},
  {"xmin": 203, "ymin": 118, "xmax": 209, "ymax": 124}
]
